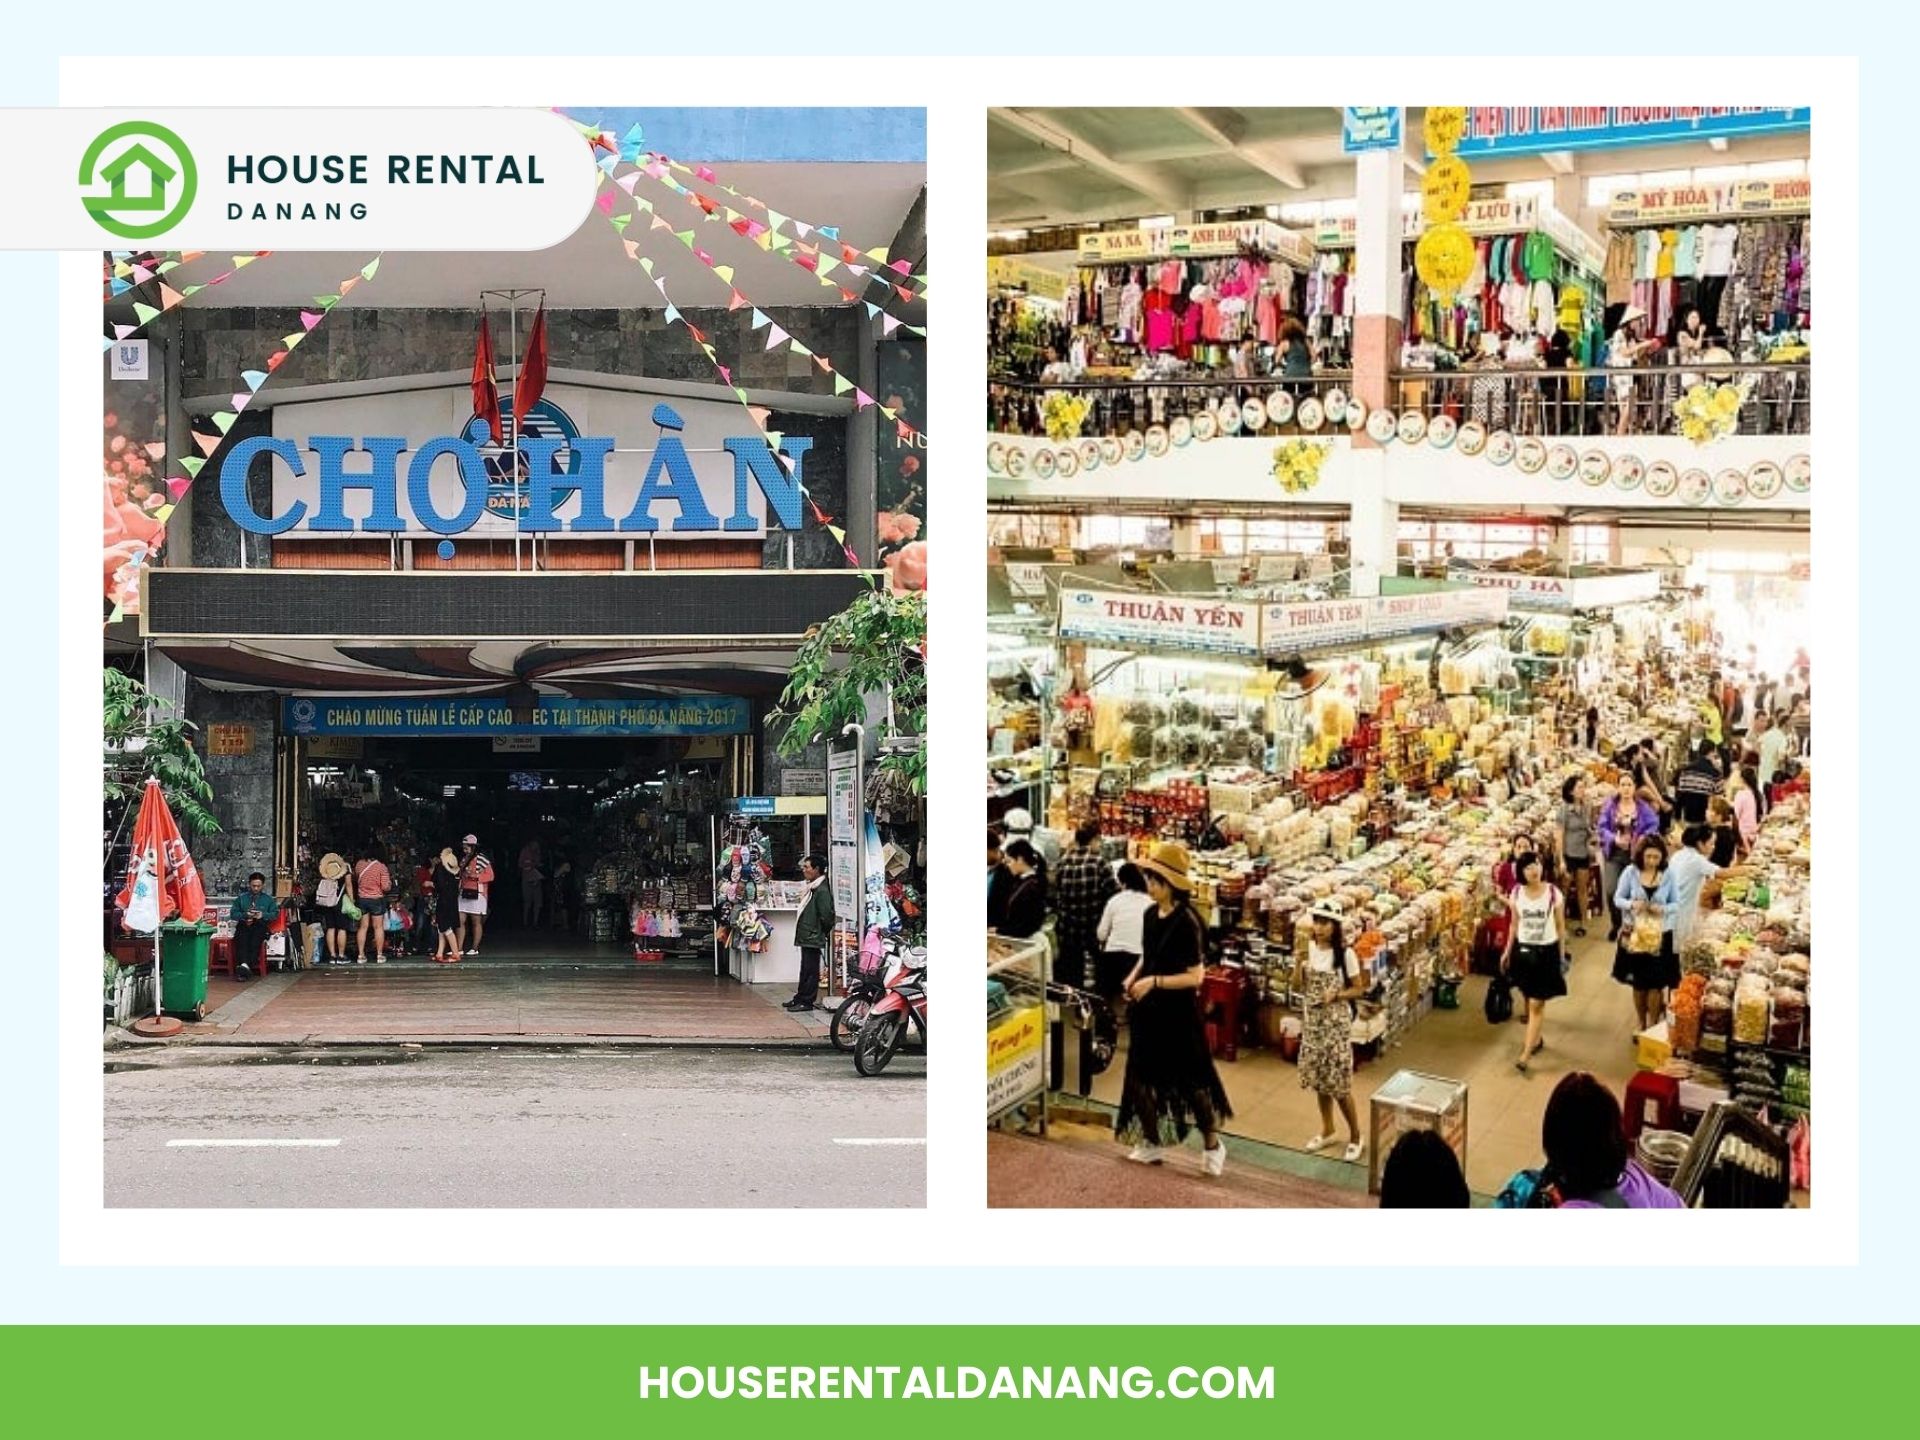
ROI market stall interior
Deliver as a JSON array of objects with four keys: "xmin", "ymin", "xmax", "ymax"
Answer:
[{"xmin": 985, "ymin": 106, "xmax": 1811, "ymax": 1208}]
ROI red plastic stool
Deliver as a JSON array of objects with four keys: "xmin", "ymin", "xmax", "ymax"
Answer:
[
  {"xmin": 207, "ymin": 935, "xmax": 236, "ymax": 979},
  {"xmin": 1200, "ymin": 970, "xmax": 1244, "ymax": 1062},
  {"xmin": 1622, "ymin": 1071, "xmax": 1680, "ymax": 1141}
]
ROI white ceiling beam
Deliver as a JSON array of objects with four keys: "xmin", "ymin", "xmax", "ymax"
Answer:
[
  {"xmin": 1541, "ymin": 150, "xmax": 1576, "ymax": 174},
  {"xmin": 993, "ymin": 108, "xmax": 1188, "ymax": 213},
  {"xmin": 1174, "ymin": 107, "xmax": 1306, "ymax": 189}
]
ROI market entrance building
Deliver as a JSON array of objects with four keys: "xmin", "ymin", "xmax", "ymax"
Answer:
[{"xmin": 107, "ymin": 114, "xmax": 927, "ymax": 1011}]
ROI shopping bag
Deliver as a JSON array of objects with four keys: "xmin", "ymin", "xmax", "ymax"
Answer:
[{"xmin": 1625, "ymin": 913, "xmax": 1663, "ymax": 956}]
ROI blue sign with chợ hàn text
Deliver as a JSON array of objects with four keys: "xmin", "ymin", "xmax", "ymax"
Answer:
[{"xmin": 283, "ymin": 694, "xmax": 750, "ymax": 737}]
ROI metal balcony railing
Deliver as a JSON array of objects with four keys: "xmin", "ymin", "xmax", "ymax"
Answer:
[
  {"xmin": 1389, "ymin": 361, "xmax": 1808, "ymax": 439},
  {"xmin": 987, "ymin": 373, "xmax": 1356, "ymax": 441}
]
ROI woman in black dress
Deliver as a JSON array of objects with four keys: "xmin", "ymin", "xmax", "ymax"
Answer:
[
  {"xmin": 995, "ymin": 840, "xmax": 1048, "ymax": 940},
  {"xmin": 1113, "ymin": 841, "xmax": 1231, "ymax": 1176},
  {"xmin": 431, "ymin": 848, "xmax": 463, "ymax": 963}
]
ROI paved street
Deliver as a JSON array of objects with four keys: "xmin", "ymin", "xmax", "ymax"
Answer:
[{"xmin": 105, "ymin": 1047, "xmax": 924, "ymax": 1208}]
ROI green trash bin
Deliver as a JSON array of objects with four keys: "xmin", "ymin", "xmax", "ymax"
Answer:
[{"xmin": 159, "ymin": 920, "xmax": 214, "ymax": 1018}]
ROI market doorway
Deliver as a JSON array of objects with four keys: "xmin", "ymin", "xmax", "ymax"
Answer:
[{"xmin": 294, "ymin": 734, "xmax": 726, "ymax": 967}]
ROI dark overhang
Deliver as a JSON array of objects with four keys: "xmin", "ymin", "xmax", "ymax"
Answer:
[{"xmin": 141, "ymin": 568, "xmax": 880, "ymax": 643}]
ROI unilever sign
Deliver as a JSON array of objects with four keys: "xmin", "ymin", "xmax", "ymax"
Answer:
[{"xmin": 221, "ymin": 394, "xmax": 810, "ymax": 540}]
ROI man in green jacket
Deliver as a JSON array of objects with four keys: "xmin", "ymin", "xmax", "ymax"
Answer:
[
  {"xmin": 230, "ymin": 871, "xmax": 282, "ymax": 978},
  {"xmin": 786, "ymin": 854, "xmax": 835, "ymax": 1012}
]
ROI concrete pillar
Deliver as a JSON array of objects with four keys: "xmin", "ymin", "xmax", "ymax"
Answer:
[
  {"xmin": 1350, "ymin": 146, "xmax": 1406, "ymax": 424},
  {"xmin": 1170, "ymin": 518, "xmax": 1202, "ymax": 558},
  {"xmin": 1347, "ymin": 453, "xmax": 1399, "ymax": 598},
  {"xmin": 1348, "ymin": 146, "xmax": 1406, "ymax": 597}
]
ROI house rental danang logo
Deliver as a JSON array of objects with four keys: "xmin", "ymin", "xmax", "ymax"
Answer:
[{"xmin": 79, "ymin": 121, "xmax": 198, "ymax": 240}]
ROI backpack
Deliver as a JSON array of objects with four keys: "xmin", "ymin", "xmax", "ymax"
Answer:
[
  {"xmin": 1495, "ymin": 1167, "xmax": 1630, "ymax": 1209},
  {"xmin": 1484, "ymin": 972, "xmax": 1514, "ymax": 1025}
]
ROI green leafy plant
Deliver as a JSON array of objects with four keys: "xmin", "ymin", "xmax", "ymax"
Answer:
[
  {"xmin": 104, "ymin": 667, "xmax": 219, "ymax": 866},
  {"xmin": 772, "ymin": 587, "xmax": 927, "ymax": 794}
]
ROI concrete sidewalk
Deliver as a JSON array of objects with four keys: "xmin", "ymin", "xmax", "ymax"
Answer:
[{"xmin": 111, "ymin": 962, "xmax": 839, "ymax": 1048}]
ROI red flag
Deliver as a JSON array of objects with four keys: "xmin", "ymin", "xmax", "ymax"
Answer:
[
  {"xmin": 472, "ymin": 311, "xmax": 502, "ymax": 444},
  {"xmin": 115, "ymin": 778, "xmax": 205, "ymax": 933},
  {"xmin": 513, "ymin": 303, "xmax": 549, "ymax": 427}
]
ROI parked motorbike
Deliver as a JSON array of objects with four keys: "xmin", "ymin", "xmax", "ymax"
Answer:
[
  {"xmin": 831, "ymin": 938, "xmax": 924, "ymax": 1053},
  {"xmin": 853, "ymin": 956, "xmax": 926, "ymax": 1076}
]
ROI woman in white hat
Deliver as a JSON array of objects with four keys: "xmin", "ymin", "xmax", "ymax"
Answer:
[
  {"xmin": 1607, "ymin": 305, "xmax": 1659, "ymax": 435},
  {"xmin": 1113, "ymin": 840, "xmax": 1231, "ymax": 1177},
  {"xmin": 1293, "ymin": 901, "xmax": 1368, "ymax": 1162},
  {"xmin": 312, "ymin": 852, "xmax": 351, "ymax": 965},
  {"xmin": 431, "ymin": 849, "xmax": 463, "ymax": 963}
]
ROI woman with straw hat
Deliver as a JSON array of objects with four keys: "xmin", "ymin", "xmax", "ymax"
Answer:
[
  {"xmin": 313, "ymin": 852, "xmax": 352, "ymax": 965},
  {"xmin": 431, "ymin": 848, "xmax": 464, "ymax": 963},
  {"xmin": 1113, "ymin": 840, "xmax": 1231, "ymax": 1177}
]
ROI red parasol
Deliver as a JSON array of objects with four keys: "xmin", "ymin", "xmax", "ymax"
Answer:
[{"xmin": 115, "ymin": 778, "xmax": 205, "ymax": 1023}]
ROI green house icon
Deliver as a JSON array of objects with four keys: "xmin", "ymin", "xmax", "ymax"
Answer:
[
  {"xmin": 96, "ymin": 142, "xmax": 177, "ymax": 212},
  {"xmin": 80, "ymin": 121, "xmax": 198, "ymax": 239}
]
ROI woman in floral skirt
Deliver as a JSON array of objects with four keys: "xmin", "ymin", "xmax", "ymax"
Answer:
[{"xmin": 1294, "ymin": 901, "xmax": 1369, "ymax": 1163}]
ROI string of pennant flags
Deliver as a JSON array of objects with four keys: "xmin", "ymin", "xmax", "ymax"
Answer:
[
  {"xmin": 103, "ymin": 252, "xmax": 275, "ymax": 346},
  {"xmin": 634, "ymin": 156, "xmax": 927, "ymax": 319},
  {"xmin": 610, "ymin": 228, "xmax": 862, "ymax": 569},
  {"xmin": 562, "ymin": 114, "xmax": 928, "ymax": 302},
  {"xmin": 597, "ymin": 176, "xmax": 928, "ymax": 449},
  {"xmin": 106, "ymin": 255, "xmax": 383, "ymax": 623}
]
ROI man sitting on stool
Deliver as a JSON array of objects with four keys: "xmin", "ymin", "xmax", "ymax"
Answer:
[
  {"xmin": 230, "ymin": 871, "xmax": 280, "ymax": 979},
  {"xmin": 786, "ymin": 854, "xmax": 835, "ymax": 1012}
]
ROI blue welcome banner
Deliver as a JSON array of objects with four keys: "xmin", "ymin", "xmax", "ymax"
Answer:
[
  {"xmin": 1342, "ymin": 107, "xmax": 1403, "ymax": 152},
  {"xmin": 1450, "ymin": 105, "xmax": 1807, "ymax": 158},
  {"xmin": 283, "ymin": 694, "xmax": 750, "ymax": 737}
]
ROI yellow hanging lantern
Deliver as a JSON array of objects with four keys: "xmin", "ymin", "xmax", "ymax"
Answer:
[
  {"xmin": 1424, "ymin": 106, "xmax": 1468, "ymax": 156},
  {"xmin": 1415, "ymin": 221, "xmax": 1474, "ymax": 296},
  {"xmin": 1422, "ymin": 155, "xmax": 1473, "ymax": 224}
]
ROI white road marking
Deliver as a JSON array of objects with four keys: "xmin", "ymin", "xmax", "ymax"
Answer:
[
  {"xmin": 166, "ymin": 1138, "xmax": 341, "ymax": 1148},
  {"xmin": 831, "ymin": 1137, "xmax": 927, "ymax": 1146}
]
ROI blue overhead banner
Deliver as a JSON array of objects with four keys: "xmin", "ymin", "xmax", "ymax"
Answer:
[
  {"xmin": 1449, "ymin": 106, "xmax": 1808, "ymax": 158},
  {"xmin": 1342, "ymin": 107, "xmax": 1403, "ymax": 152},
  {"xmin": 283, "ymin": 694, "xmax": 751, "ymax": 737}
]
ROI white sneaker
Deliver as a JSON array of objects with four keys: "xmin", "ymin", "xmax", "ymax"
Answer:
[
  {"xmin": 465, "ymin": 949, "xmax": 477, "ymax": 956},
  {"xmin": 1305, "ymin": 1133, "xmax": 1336, "ymax": 1153},
  {"xmin": 1343, "ymin": 1141, "xmax": 1365, "ymax": 1164},
  {"xmin": 1125, "ymin": 1144, "xmax": 1165, "ymax": 1165},
  {"xmin": 1203, "ymin": 1143, "xmax": 1227, "ymax": 1177}
]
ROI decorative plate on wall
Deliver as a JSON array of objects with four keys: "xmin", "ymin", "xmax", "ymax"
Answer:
[
  {"xmin": 1193, "ymin": 411, "xmax": 1219, "ymax": 442},
  {"xmin": 986, "ymin": 440, "xmax": 1006, "ymax": 475},
  {"xmin": 1713, "ymin": 468, "xmax": 1748, "ymax": 506},
  {"xmin": 1169, "ymin": 416, "xmax": 1193, "ymax": 447},
  {"xmin": 1677, "ymin": 468, "xmax": 1713, "ymax": 506},
  {"xmin": 1644, "ymin": 461, "xmax": 1678, "ymax": 498},
  {"xmin": 1745, "ymin": 460, "xmax": 1783, "ymax": 500},
  {"xmin": 1079, "ymin": 438, "xmax": 1104, "ymax": 472},
  {"xmin": 1487, "ymin": 431, "xmax": 1517, "ymax": 466},
  {"xmin": 1296, "ymin": 397, "xmax": 1326, "ymax": 431},
  {"xmin": 1005, "ymin": 446, "xmax": 1029, "ymax": 478},
  {"xmin": 1100, "ymin": 435, "xmax": 1125, "ymax": 468},
  {"xmin": 1397, "ymin": 410, "xmax": 1428, "ymax": 445},
  {"xmin": 1144, "ymin": 426, "xmax": 1170, "ymax": 458},
  {"xmin": 1611, "ymin": 454, "xmax": 1645, "ymax": 491},
  {"xmin": 1124, "ymin": 430, "xmax": 1147, "ymax": 462},
  {"xmin": 1240, "ymin": 398, "xmax": 1268, "ymax": 433},
  {"xmin": 1367, "ymin": 408, "xmax": 1398, "ymax": 443},
  {"xmin": 1267, "ymin": 390, "xmax": 1295, "ymax": 424},
  {"xmin": 1784, "ymin": 454, "xmax": 1810, "ymax": 492},
  {"xmin": 1345, "ymin": 396, "xmax": 1368, "ymax": 431},
  {"xmin": 1546, "ymin": 444, "xmax": 1579, "ymax": 481},
  {"xmin": 1054, "ymin": 448, "xmax": 1079, "ymax": 479},
  {"xmin": 1456, "ymin": 421, "xmax": 1488, "ymax": 457},
  {"xmin": 1323, "ymin": 389, "xmax": 1349, "ymax": 424},
  {"xmin": 1515, "ymin": 437, "xmax": 1548, "ymax": 474},
  {"xmin": 1428, "ymin": 414, "xmax": 1458, "ymax": 449},
  {"xmin": 1031, "ymin": 448, "xmax": 1057, "ymax": 479},
  {"xmin": 1217, "ymin": 400, "xmax": 1242, "ymax": 436},
  {"xmin": 1577, "ymin": 450, "xmax": 1610, "ymax": 486}
]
